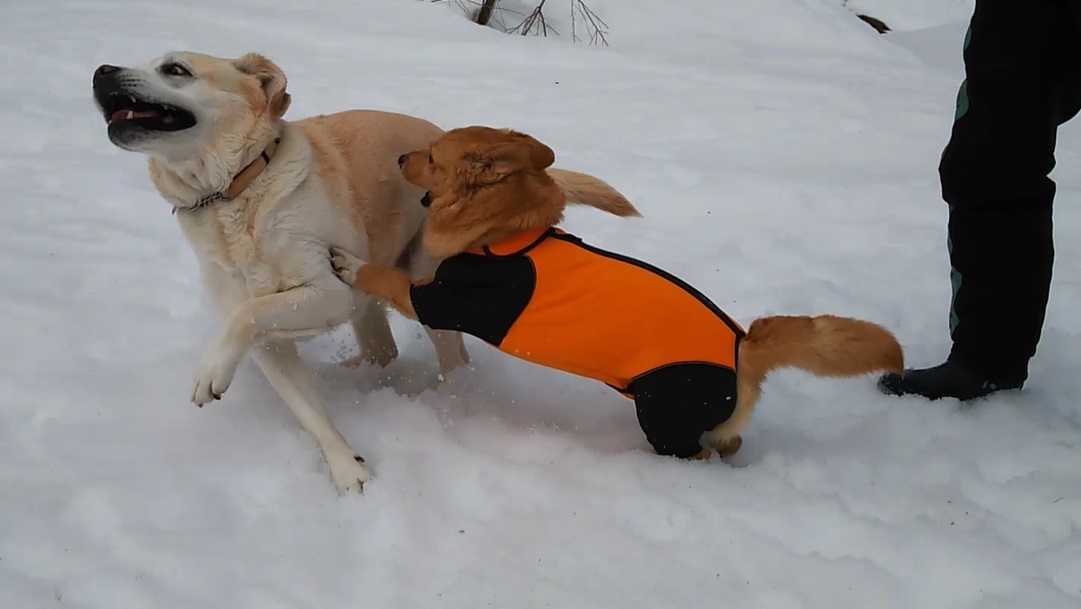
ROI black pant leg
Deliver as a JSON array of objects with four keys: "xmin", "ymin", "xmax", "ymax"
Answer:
[{"xmin": 939, "ymin": 0, "xmax": 1081, "ymax": 382}]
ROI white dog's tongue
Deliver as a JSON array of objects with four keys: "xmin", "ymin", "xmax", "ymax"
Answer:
[{"xmin": 110, "ymin": 109, "xmax": 157, "ymax": 122}]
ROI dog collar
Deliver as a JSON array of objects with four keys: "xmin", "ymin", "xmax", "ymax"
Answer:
[{"xmin": 173, "ymin": 136, "xmax": 282, "ymax": 215}]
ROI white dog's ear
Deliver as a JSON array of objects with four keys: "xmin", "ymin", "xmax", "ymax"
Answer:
[{"xmin": 234, "ymin": 53, "xmax": 291, "ymax": 118}]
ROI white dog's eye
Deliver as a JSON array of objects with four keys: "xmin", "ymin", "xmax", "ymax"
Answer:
[{"xmin": 161, "ymin": 62, "xmax": 192, "ymax": 78}]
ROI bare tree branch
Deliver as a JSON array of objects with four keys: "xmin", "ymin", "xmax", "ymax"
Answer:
[
  {"xmin": 507, "ymin": 0, "xmax": 555, "ymax": 38},
  {"xmin": 570, "ymin": 0, "xmax": 608, "ymax": 46},
  {"xmin": 430, "ymin": 0, "xmax": 608, "ymax": 46}
]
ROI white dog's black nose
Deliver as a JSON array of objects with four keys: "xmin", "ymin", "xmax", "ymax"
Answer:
[
  {"xmin": 397, "ymin": 153, "xmax": 407, "ymax": 167},
  {"xmin": 96, "ymin": 65, "xmax": 121, "ymax": 77}
]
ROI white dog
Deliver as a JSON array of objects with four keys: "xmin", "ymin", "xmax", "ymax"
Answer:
[{"xmin": 91, "ymin": 51, "xmax": 470, "ymax": 493}]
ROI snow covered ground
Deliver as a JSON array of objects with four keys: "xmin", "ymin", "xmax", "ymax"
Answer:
[{"xmin": 2, "ymin": 0, "xmax": 1080, "ymax": 607}]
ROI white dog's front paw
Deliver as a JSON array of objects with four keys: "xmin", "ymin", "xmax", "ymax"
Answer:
[
  {"xmin": 327, "ymin": 451, "xmax": 372, "ymax": 493},
  {"xmin": 191, "ymin": 345, "xmax": 242, "ymax": 406},
  {"xmin": 329, "ymin": 246, "xmax": 367, "ymax": 286}
]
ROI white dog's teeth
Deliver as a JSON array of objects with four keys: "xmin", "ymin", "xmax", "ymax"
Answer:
[
  {"xmin": 129, "ymin": 95, "xmax": 137, "ymax": 103},
  {"xmin": 125, "ymin": 110, "xmax": 134, "ymax": 120}
]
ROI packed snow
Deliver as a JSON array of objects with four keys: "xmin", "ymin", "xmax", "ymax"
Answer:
[{"xmin": 2, "ymin": 0, "xmax": 1079, "ymax": 607}]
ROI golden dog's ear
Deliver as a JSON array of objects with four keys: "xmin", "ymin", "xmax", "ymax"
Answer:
[
  {"xmin": 480, "ymin": 137, "xmax": 555, "ymax": 177},
  {"xmin": 506, "ymin": 130, "xmax": 556, "ymax": 170},
  {"xmin": 234, "ymin": 53, "xmax": 291, "ymax": 118},
  {"xmin": 479, "ymin": 142, "xmax": 532, "ymax": 177}
]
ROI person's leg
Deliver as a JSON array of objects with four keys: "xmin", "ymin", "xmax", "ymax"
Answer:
[{"xmin": 880, "ymin": 0, "xmax": 1081, "ymax": 400}]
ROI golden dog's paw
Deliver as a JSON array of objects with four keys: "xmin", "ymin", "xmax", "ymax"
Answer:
[
  {"xmin": 715, "ymin": 435, "xmax": 742, "ymax": 458},
  {"xmin": 688, "ymin": 448, "xmax": 714, "ymax": 461},
  {"xmin": 329, "ymin": 246, "xmax": 367, "ymax": 286}
]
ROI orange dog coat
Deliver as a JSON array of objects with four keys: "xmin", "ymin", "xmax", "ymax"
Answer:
[{"xmin": 410, "ymin": 227, "xmax": 746, "ymax": 457}]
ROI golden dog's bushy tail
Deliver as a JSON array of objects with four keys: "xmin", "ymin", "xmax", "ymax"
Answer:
[
  {"xmin": 547, "ymin": 168, "xmax": 642, "ymax": 218},
  {"xmin": 703, "ymin": 315, "xmax": 904, "ymax": 454},
  {"xmin": 738, "ymin": 314, "xmax": 904, "ymax": 390}
]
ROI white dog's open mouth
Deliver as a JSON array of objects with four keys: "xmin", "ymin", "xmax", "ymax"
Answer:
[{"xmin": 99, "ymin": 94, "xmax": 196, "ymax": 132}]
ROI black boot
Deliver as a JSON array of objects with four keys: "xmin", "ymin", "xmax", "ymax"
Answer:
[{"xmin": 877, "ymin": 360, "xmax": 1024, "ymax": 401}]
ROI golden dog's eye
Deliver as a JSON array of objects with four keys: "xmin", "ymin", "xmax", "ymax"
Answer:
[{"xmin": 161, "ymin": 62, "xmax": 192, "ymax": 78}]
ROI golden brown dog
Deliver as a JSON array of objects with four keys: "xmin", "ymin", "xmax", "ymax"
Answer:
[{"xmin": 330, "ymin": 126, "xmax": 905, "ymax": 460}]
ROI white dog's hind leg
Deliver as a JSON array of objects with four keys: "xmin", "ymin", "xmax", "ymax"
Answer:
[
  {"xmin": 425, "ymin": 328, "xmax": 470, "ymax": 379},
  {"xmin": 339, "ymin": 299, "xmax": 398, "ymax": 369},
  {"xmin": 252, "ymin": 340, "xmax": 371, "ymax": 493}
]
